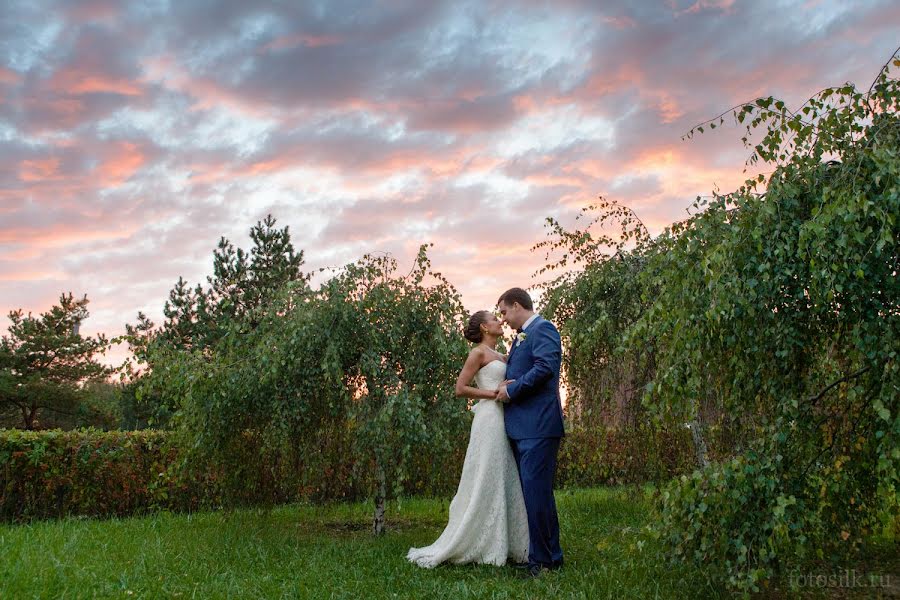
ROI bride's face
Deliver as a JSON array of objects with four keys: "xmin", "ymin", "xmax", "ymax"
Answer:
[{"xmin": 482, "ymin": 313, "xmax": 503, "ymax": 337}]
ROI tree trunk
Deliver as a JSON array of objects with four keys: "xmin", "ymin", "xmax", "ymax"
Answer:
[
  {"xmin": 373, "ymin": 460, "xmax": 386, "ymax": 536},
  {"xmin": 689, "ymin": 411, "xmax": 710, "ymax": 469},
  {"xmin": 22, "ymin": 404, "xmax": 36, "ymax": 430}
]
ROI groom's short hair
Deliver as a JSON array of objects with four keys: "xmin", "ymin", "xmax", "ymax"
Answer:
[{"xmin": 497, "ymin": 287, "xmax": 533, "ymax": 311}]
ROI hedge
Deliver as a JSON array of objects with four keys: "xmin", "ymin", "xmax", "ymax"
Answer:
[{"xmin": 0, "ymin": 424, "xmax": 734, "ymax": 522}]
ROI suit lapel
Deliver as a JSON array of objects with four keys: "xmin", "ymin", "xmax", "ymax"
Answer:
[
  {"xmin": 508, "ymin": 316, "xmax": 541, "ymax": 363},
  {"xmin": 508, "ymin": 337, "xmax": 520, "ymax": 362}
]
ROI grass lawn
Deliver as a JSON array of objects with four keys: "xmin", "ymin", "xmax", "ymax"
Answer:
[{"xmin": 0, "ymin": 486, "xmax": 895, "ymax": 599}]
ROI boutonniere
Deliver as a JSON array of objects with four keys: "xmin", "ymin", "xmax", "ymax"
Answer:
[{"xmin": 515, "ymin": 332, "xmax": 527, "ymax": 344}]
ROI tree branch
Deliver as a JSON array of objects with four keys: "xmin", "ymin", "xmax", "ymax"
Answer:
[{"xmin": 806, "ymin": 365, "xmax": 871, "ymax": 407}]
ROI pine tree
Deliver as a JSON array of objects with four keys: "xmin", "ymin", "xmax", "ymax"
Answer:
[{"xmin": 0, "ymin": 293, "xmax": 109, "ymax": 429}]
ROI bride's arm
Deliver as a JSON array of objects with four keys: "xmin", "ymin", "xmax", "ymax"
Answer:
[{"xmin": 455, "ymin": 349, "xmax": 500, "ymax": 400}]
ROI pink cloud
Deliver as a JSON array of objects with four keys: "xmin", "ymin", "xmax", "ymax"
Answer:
[
  {"xmin": 96, "ymin": 142, "xmax": 146, "ymax": 186},
  {"xmin": 600, "ymin": 15, "xmax": 637, "ymax": 29},
  {"xmin": 0, "ymin": 220, "xmax": 143, "ymax": 248},
  {"xmin": 261, "ymin": 33, "xmax": 344, "ymax": 52},
  {"xmin": 9, "ymin": 140, "xmax": 150, "ymax": 199},
  {"xmin": 19, "ymin": 157, "xmax": 62, "ymax": 182},
  {"xmin": 66, "ymin": 0, "xmax": 120, "ymax": 22},
  {"xmin": 0, "ymin": 266, "xmax": 66, "ymax": 282},
  {"xmin": 29, "ymin": 96, "xmax": 87, "ymax": 128},
  {"xmin": 676, "ymin": 0, "xmax": 736, "ymax": 15},
  {"xmin": 655, "ymin": 92, "xmax": 685, "ymax": 123},
  {"xmin": 0, "ymin": 66, "xmax": 19, "ymax": 86},
  {"xmin": 55, "ymin": 71, "xmax": 143, "ymax": 96}
]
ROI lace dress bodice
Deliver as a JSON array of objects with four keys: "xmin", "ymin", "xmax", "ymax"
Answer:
[
  {"xmin": 472, "ymin": 360, "xmax": 506, "ymax": 412},
  {"xmin": 474, "ymin": 359, "xmax": 506, "ymax": 390}
]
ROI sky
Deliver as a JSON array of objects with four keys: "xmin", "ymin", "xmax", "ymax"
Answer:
[{"xmin": 1, "ymin": 0, "xmax": 898, "ymax": 366}]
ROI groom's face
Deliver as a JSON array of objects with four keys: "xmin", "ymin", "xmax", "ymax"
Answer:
[{"xmin": 498, "ymin": 301, "xmax": 526, "ymax": 330}]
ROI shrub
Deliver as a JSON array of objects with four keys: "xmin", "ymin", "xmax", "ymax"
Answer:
[
  {"xmin": 0, "ymin": 429, "xmax": 213, "ymax": 521},
  {"xmin": 0, "ymin": 422, "xmax": 724, "ymax": 522}
]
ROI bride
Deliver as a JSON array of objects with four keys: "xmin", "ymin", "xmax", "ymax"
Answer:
[{"xmin": 406, "ymin": 310, "xmax": 529, "ymax": 568}]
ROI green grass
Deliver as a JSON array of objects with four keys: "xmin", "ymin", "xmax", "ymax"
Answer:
[{"xmin": 0, "ymin": 486, "xmax": 894, "ymax": 599}]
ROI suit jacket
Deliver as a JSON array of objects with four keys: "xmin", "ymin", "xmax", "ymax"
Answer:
[{"xmin": 504, "ymin": 315, "xmax": 565, "ymax": 439}]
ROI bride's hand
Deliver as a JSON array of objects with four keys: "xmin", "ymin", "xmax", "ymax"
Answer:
[{"xmin": 496, "ymin": 383, "xmax": 510, "ymax": 403}]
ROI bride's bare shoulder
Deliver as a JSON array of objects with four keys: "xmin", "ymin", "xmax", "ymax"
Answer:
[{"xmin": 466, "ymin": 346, "xmax": 486, "ymax": 363}]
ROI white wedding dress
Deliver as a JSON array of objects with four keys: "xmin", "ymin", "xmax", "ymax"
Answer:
[{"xmin": 407, "ymin": 359, "xmax": 529, "ymax": 568}]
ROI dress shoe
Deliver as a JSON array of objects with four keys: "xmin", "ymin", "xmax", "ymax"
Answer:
[{"xmin": 520, "ymin": 564, "xmax": 549, "ymax": 579}]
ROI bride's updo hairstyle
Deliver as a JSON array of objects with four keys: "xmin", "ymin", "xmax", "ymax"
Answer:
[{"xmin": 464, "ymin": 310, "xmax": 492, "ymax": 344}]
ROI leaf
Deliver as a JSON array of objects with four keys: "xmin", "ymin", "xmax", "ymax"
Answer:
[{"xmin": 873, "ymin": 400, "xmax": 890, "ymax": 422}]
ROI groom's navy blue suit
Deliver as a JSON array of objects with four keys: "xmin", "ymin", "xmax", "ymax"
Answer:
[{"xmin": 504, "ymin": 315, "xmax": 565, "ymax": 569}]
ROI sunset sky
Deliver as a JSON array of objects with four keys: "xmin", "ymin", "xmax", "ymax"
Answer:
[{"xmin": 1, "ymin": 0, "xmax": 898, "ymax": 364}]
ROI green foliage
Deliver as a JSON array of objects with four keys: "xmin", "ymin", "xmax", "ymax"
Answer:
[
  {"xmin": 140, "ymin": 243, "xmax": 471, "ymax": 531},
  {"xmin": 65, "ymin": 381, "xmax": 124, "ymax": 430},
  {"xmin": 535, "ymin": 201, "xmax": 660, "ymax": 428},
  {"xmin": 0, "ymin": 426, "xmax": 373, "ymax": 522},
  {"xmin": 331, "ymin": 246, "xmax": 470, "ymax": 532},
  {"xmin": 0, "ymin": 428, "xmax": 206, "ymax": 521},
  {"xmin": 157, "ymin": 213, "xmax": 312, "ymax": 352},
  {"xmin": 557, "ymin": 424, "xmax": 739, "ymax": 487},
  {"xmin": 641, "ymin": 53, "xmax": 900, "ymax": 591},
  {"xmin": 657, "ymin": 453, "xmax": 819, "ymax": 592},
  {"xmin": 206, "ymin": 213, "xmax": 310, "ymax": 328},
  {"xmin": 536, "ymin": 51, "xmax": 900, "ymax": 591},
  {"xmin": 656, "ymin": 443, "xmax": 898, "ymax": 594},
  {"xmin": 118, "ymin": 215, "xmax": 312, "ymax": 426},
  {"xmin": 0, "ymin": 293, "xmax": 110, "ymax": 430}
]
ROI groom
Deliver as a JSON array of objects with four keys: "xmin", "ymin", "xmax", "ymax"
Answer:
[{"xmin": 495, "ymin": 287, "xmax": 565, "ymax": 577}]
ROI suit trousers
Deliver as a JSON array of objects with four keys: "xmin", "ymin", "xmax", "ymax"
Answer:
[{"xmin": 509, "ymin": 436, "xmax": 563, "ymax": 568}]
